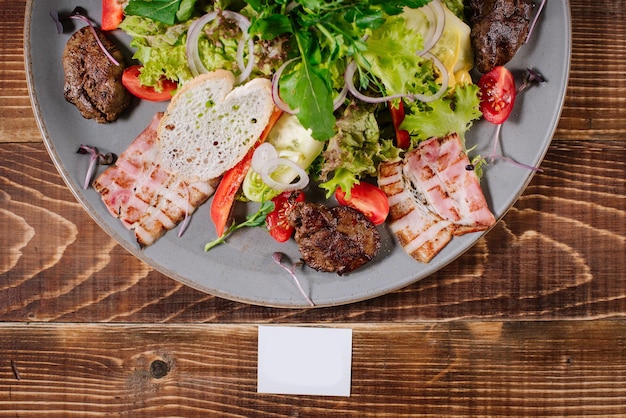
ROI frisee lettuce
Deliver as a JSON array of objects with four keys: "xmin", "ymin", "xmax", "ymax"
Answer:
[{"xmin": 400, "ymin": 83, "xmax": 482, "ymax": 146}]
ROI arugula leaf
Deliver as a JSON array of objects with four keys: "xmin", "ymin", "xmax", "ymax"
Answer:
[
  {"xmin": 125, "ymin": 0, "xmax": 182, "ymax": 25},
  {"xmin": 280, "ymin": 32, "xmax": 336, "ymax": 141}
]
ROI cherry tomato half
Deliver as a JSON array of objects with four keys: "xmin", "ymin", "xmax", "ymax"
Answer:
[
  {"xmin": 478, "ymin": 66, "xmax": 516, "ymax": 125},
  {"xmin": 266, "ymin": 190, "xmax": 305, "ymax": 242},
  {"xmin": 335, "ymin": 182, "xmax": 389, "ymax": 226},
  {"xmin": 102, "ymin": 0, "xmax": 124, "ymax": 31},
  {"xmin": 122, "ymin": 65, "xmax": 178, "ymax": 102}
]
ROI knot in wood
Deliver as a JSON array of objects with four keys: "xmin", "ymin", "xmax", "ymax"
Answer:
[{"xmin": 150, "ymin": 359, "xmax": 169, "ymax": 379}]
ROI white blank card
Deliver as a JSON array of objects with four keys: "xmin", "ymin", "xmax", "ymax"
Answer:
[{"xmin": 257, "ymin": 326, "xmax": 353, "ymax": 396}]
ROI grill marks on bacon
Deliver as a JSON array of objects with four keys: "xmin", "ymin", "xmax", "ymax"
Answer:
[
  {"xmin": 93, "ymin": 113, "xmax": 219, "ymax": 247},
  {"xmin": 378, "ymin": 133, "xmax": 495, "ymax": 263}
]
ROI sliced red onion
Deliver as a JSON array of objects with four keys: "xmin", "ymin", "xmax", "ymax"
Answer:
[
  {"xmin": 416, "ymin": 0, "xmax": 446, "ymax": 56},
  {"xmin": 525, "ymin": 0, "xmax": 546, "ymax": 44},
  {"xmin": 345, "ymin": 52, "xmax": 449, "ymax": 104},
  {"xmin": 271, "ymin": 58, "xmax": 300, "ymax": 114},
  {"xmin": 333, "ymin": 83, "xmax": 348, "ymax": 110},
  {"xmin": 55, "ymin": 10, "xmax": 121, "ymax": 66},
  {"xmin": 261, "ymin": 158, "xmax": 309, "ymax": 191},
  {"xmin": 344, "ymin": 61, "xmax": 407, "ymax": 104},
  {"xmin": 252, "ymin": 143, "xmax": 309, "ymax": 192},
  {"xmin": 251, "ymin": 142, "xmax": 278, "ymax": 173},
  {"xmin": 185, "ymin": 10, "xmax": 254, "ymax": 83}
]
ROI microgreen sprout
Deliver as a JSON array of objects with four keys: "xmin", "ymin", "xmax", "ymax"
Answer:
[
  {"xmin": 50, "ymin": 7, "xmax": 120, "ymax": 66},
  {"xmin": 76, "ymin": 145, "xmax": 117, "ymax": 189},
  {"xmin": 525, "ymin": 0, "xmax": 547, "ymax": 44},
  {"xmin": 205, "ymin": 200, "xmax": 275, "ymax": 251},
  {"xmin": 272, "ymin": 252, "xmax": 315, "ymax": 307},
  {"xmin": 517, "ymin": 67, "xmax": 546, "ymax": 94}
]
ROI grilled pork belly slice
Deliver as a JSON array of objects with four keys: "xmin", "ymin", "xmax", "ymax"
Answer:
[
  {"xmin": 404, "ymin": 133, "xmax": 496, "ymax": 234},
  {"xmin": 93, "ymin": 113, "xmax": 219, "ymax": 247},
  {"xmin": 378, "ymin": 133, "xmax": 495, "ymax": 263},
  {"xmin": 378, "ymin": 159, "xmax": 454, "ymax": 263}
]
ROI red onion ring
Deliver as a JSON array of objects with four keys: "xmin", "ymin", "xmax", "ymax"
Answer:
[
  {"xmin": 333, "ymin": 83, "xmax": 348, "ymax": 110},
  {"xmin": 344, "ymin": 51, "xmax": 449, "ymax": 104},
  {"xmin": 261, "ymin": 158, "xmax": 309, "ymax": 191},
  {"xmin": 251, "ymin": 143, "xmax": 309, "ymax": 192},
  {"xmin": 185, "ymin": 10, "xmax": 254, "ymax": 84},
  {"xmin": 271, "ymin": 58, "xmax": 300, "ymax": 114},
  {"xmin": 416, "ymin": 0, "xmax": 445, "ymax": 56}
]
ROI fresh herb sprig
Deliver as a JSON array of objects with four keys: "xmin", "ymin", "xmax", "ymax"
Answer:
[{"xmin": 204, "ymin": 200, "xmax": 275, "ymax": 251}]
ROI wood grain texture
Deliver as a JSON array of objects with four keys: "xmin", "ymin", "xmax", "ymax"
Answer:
[{"xmin": 1, "ymin": 321, "xmax": 626, "ymax": 417}]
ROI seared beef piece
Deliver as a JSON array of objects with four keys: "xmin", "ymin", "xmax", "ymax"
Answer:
[
  {"xmin": 288, "ymin": 202, "xmax": 381, "ymax": 275},
  {"xmin": 469, "ymin": 0, "xmax": 534, "ymax": 73},
  {"xmin": 62, "ymin": 26, "xmax": 130, "ymax": 123}
]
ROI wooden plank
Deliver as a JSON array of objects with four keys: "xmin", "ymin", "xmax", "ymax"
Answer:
[
  {"xmin": 0, "ymin": 141, "xmax": 624, "ymax": 322},
  {"xmin": 1, "ymin": 321, "xmax": 625, "ymax": 416}
]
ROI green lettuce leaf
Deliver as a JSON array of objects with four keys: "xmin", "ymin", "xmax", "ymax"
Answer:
[{"xmin": 400, "ymin": 83, "xmax": 482, "ymax": 145}]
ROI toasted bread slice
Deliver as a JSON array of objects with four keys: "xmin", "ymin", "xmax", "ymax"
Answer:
[{"xmin": 156, "ymin": 70, "xmax": 274, "ymax": 182}]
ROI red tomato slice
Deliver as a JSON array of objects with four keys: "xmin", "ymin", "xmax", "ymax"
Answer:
[
  {"xmin": 335, "ymin": 182, "xmax": 389, "ymax": 226},
  {"xmin": 266, "ymin": 190, "xmax": 305, "ymax": 242},
  {"xmin": 122, "ymin": 65, "xmax": 178, "ymax": 102},
  {"xmin": 102, "ymin": 0, "xmax": 124, "ymax": 31},
  {"xmin": 478, "ymin": 66, "xmax": 516, "ymax": 125}
]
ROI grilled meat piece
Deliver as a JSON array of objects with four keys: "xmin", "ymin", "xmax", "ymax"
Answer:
[
  {"xmin": 378, "ymin": 159, "xmax": 454, "ymax": 263},
  {"xmin": 378, "ymin": 133, "xmax": 496, "ymax": 263},
  {"xmin": 288, "ymin": 202, "xmax": 381, "ymax": 275},
  {"xmin": 63, "ymin": 26, "xmax": 130, "ymax": 122},
  {"xmin": 469, "ymin": 0, "xmax": 534, "ymax": 73},
  {"xmin": 93, "ymin": 113, "xmax": 219, "ymax": 247}
]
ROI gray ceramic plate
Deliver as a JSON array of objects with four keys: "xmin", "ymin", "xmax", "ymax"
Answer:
[{"xmin": 24, "ymin": 0, "xmax": 571, "ymax": 308}]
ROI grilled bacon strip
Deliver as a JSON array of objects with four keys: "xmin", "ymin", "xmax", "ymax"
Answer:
[
  {"xmin": 378, "ymin": 133, "xmax": 495, "ymax": 263},
  {"xmin": 93, "ymin": 113, "xmax": 219, "ymax": 247}
]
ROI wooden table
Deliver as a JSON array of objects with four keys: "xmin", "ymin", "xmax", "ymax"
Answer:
[{"xmin": 2, "ymin": 0, "xmax": 625, "ymax": 415}]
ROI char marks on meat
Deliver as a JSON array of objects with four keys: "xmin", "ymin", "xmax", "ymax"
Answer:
[
  {"xmin": 378, "ymin": 133, "xmax": 495, "ymax": 263},
  {"xmin": 469, "ymin": 0, "xmax": 534, "ymax": 73},
  {"xmin": 288, "ymin": 202, "xmax": 381, "ymax": 275},
  {"xmin": 63, "ymin": 26, "xmax": 130, "ymax": 122},
  {"xmin": 93, "ymin": 113, "xmax": 219, "ymax": 247}
]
